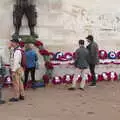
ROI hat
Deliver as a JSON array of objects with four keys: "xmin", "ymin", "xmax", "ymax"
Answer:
[
  {"xmin": 10, "ymin": 39, "xmax": 20, "ymax": 43},
  {"xmin": 79, "ymin": 39, "xmax": 84, "ymax": 45},
  {"xmin": 86, "ymin": 35, "xmax": 93, "ymax": 41}
]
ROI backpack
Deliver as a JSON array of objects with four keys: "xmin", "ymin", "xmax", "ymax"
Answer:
[{"xmin": 16, "ymin": 49, "xmax": 26, "ymax": 69}]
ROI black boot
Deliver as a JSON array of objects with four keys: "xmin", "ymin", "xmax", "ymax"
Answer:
[
  {"xmin": 0, "ymin": 100, "xmax": 5, "ymax": 104},
  {"xmin": 19, "ymin": 95, "xmax": 25, "ymax": 100}
]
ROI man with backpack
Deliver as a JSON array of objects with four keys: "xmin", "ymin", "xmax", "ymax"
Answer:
[{"xmin": 9, "ymin": 39, "xmax": 25, "ymax": 102}]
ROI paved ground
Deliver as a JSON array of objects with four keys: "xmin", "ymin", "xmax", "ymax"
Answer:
[{"xmin": 0, "ymin": 81, "xmax": 120, "ymax": 120}]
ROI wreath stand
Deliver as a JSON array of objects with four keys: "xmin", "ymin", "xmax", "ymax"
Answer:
[{"xmin": 19, "ymin": 35, "xmax": 54, "ymax": 88}]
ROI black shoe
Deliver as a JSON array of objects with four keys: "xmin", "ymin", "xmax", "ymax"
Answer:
[
  {"xmin": 78, "ymin": 88, "xmax": 84, "ymax": 91},
  {"xmin": 19, "ymin": 95, "xmax": 25, "ymax": 100},
  {"xmin": 68, "ymin": 87, "xmax": 76, "ymax": 90},
  {"xmin": 0, "ymin": 100, "xmax": 5, "ymax": 104},
  {"xmin": 32, "ymin": 81, "xmax": 37, "ymax": 85},
  {"xmin": 9, "ymin": 97, "xmax": 19, "ymax": 102},
  {"xmin": 89, "ymin": 83, "xmax": 96, "ymax": 87}
]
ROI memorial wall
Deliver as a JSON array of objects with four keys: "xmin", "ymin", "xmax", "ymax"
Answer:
[{"xmin": 0, "ymin": 0, "xmax": 120, "ymax": 63}]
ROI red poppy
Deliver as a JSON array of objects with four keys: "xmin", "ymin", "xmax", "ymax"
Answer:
[
  {"xmin": 108, "ymin": 72, "xmax": 118, "ymax": 81},
  {"xmin": 101, "ymin": 72, "xmax": 109, "ymax": 81},
  {"xmin": 19, "ymin": 41, "xmax": 25, "ymax": 48},
  {"xmin": 45, "ymin": 62, "xmax": 54, "ymax": 69},
  {"xmin": 64, "ymin": 52, "xmax": 73, "ymax": 60},
  {"xmin": 42, "ymin": 74, "xmax": 50, "ymax": 84},
  {"xmin": 98, "ymin": 74, "xmax": 104, "ymax": 82},
  {"xmin": 39, "ymin": 49, "xmax": 50, "ymax": 56},
  {"xmin": 77, "ymin": 75, "xmax": 82, "ymax": 83},
  {"xmin": 34, "ymin": 40, "xmax": 43, "ymax": 47},
  {"xmin": 87, "ymin": 74, "xmax": 92, "ymax": 83},
  {"xmin": 98, "ymin": 50, "xmax": 107, "ymax": 59},
  {"xmin": 117, "ymin": 51, "xmax": 120, "ymax": 59},
  {"xmin": 49, "ymin": 52, "xmax": 54, "ymax": 60},
  {"xmin": 52, "ymin": 76, "xmax": 62, "ymax": 85},
  {"xmin": 63, "ymin": 74, "xmax": 74, "ymax": 84}
]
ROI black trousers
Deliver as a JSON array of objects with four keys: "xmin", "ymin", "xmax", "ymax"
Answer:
[
  {"xmin": 24, "ymin": 67, "xmax": 36, "ymax": 85},
  {"xmin": 89, "ymin": 64, "xmax": 96, "ymax": 84},
  {"xmin": 13, "ymin": 5, "xmax": 37, "ymax": 34}
]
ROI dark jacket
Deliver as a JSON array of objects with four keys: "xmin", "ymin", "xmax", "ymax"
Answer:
[
  {"xmin": 74, "ymin": 46, "xmax": 89, "ymax": 69},
  {"xmin": 87, "ymin": 41, "xmax": 99, "ymax": 64}
]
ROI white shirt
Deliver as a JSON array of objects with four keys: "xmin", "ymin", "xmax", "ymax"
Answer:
[{"xmin": 11, "ymin": 47, "xmax": 22, "ymax": 72}]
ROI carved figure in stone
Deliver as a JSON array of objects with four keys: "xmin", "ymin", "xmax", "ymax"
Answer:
[{"xmin": 13, "ymin": 0, "xmax": 37, "ymax": 37}]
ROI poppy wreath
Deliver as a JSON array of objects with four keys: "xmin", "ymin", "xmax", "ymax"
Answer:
[
  {"xmin": 49, "ymin": 52, "xmax": 54, "ymax": 60},
  {"xmin": 108, "ymin": 51, "xmax": 117, "ymax": 59},
  {"xmin": 64, "ymin": 52, "xmax": 73, "ymax": 61},
  {"xmin": 117, "ymin": 51, "xmax": 120, "ymax": 59},
  {"xmin": 54, "ymin": 52, "xmax": 64, "ymax": 61},
  {"xmin": 98, "ymin": 50, "xmax": 107, "ymax": 59},
  {"xmin": 98, "ymin": 74, "xmax": 104, "ymax": 82},
  {"xmin": 52, "ymin": 76, "xmax": 62, "ymax": 85},
  {"xmin": 35, "ymin": 40, "xmax": 54, "ymax": 85},
  {"xmin": 63, "ymin": 74, "xmax": 74, "ymax": 84},
  {"xmin": 107, "ymin": 72, "xmax": 118, "ymax": 81},
  {"xmin": 77, "ymin": 75, "xmax": 82, "ymax": 83},
  {"xmin": 19, "ymin": 40, "xmax": 54, "ymax": 86},
  {"xmin": 87, "ymin": 74, "xmax": 92, "ymax": 83},
  {"xmin": 101, "ymin": 72, "xmax": 109, "ymax": 81}
]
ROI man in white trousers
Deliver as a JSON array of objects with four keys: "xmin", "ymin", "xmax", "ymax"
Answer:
[{"xmin": 68, "ymin": 40, "xmax": 89, "ymax": 91}]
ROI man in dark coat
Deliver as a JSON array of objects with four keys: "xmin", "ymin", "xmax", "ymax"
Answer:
[{"xmin": 86, "ymin": 35, "xmax": 99, "ymax": 87}]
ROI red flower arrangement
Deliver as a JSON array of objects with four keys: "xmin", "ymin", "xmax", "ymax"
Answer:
[
  {"xmin": 42, "ymin": 74, "xmax": 50, "ymax": 84},
  {"xmin": 87, "ymin": 74, "xmax": 92, "ymax": 83},
  {"xmin": 117, "ymin": 51, "xmax": 120, "ymax": 59},
  {"xmin": 94, "ymin": 74, "xmax": 103, "ymax": 82},
  {"xmin": 45, "ymin": 61, "xmax": 54, "ymax": 69},
  {"xmin": 98, "ymin": 50, "xmax": 107, "ymax": 59},
  {"xmin": 101, "ymin": 72, "xmax": 109, "ymax": 81},
  {"xmin": 63, "ymin": 74, "xmax": 74, "ymax": 84},
  {"xmin": 108, "ymin": 72, "xmax": 118, "ymax": 81},
  {"xmin": 98, "ymin": 74, "xmax": 104, "ymax": 82},
  {"xmin": 19, "ymin": 41, "xmax": 25, "ymax": 48},
  {"xmin": 52, "ymin": 76, "xmax": 62, "ymax": 85},
  {"xmin": 49, "ymin": 52, "xmax": 54, "ymax": 60},
  {"xmin": 77, "ymin": 75, "xmax": 82, "ymax": 83},
  {"xmin": 73, "ymin": 52, "xmax": 76, "ymax": 59},
  {"xmin": 39, "ymin": 49, "xmax": 50, "ymax": 56},
  {"xmin": 64, "ymin": 52, "xmax": 73, "ymax": 60},
  {"xmin": 34, "ymin": 40, "xmax": 43, "ymax": 47}
]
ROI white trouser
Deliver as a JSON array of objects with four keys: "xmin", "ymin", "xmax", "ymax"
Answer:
[{"xmin": 71, "ymin": 68, "xmax": 88, "ymax": 89}]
